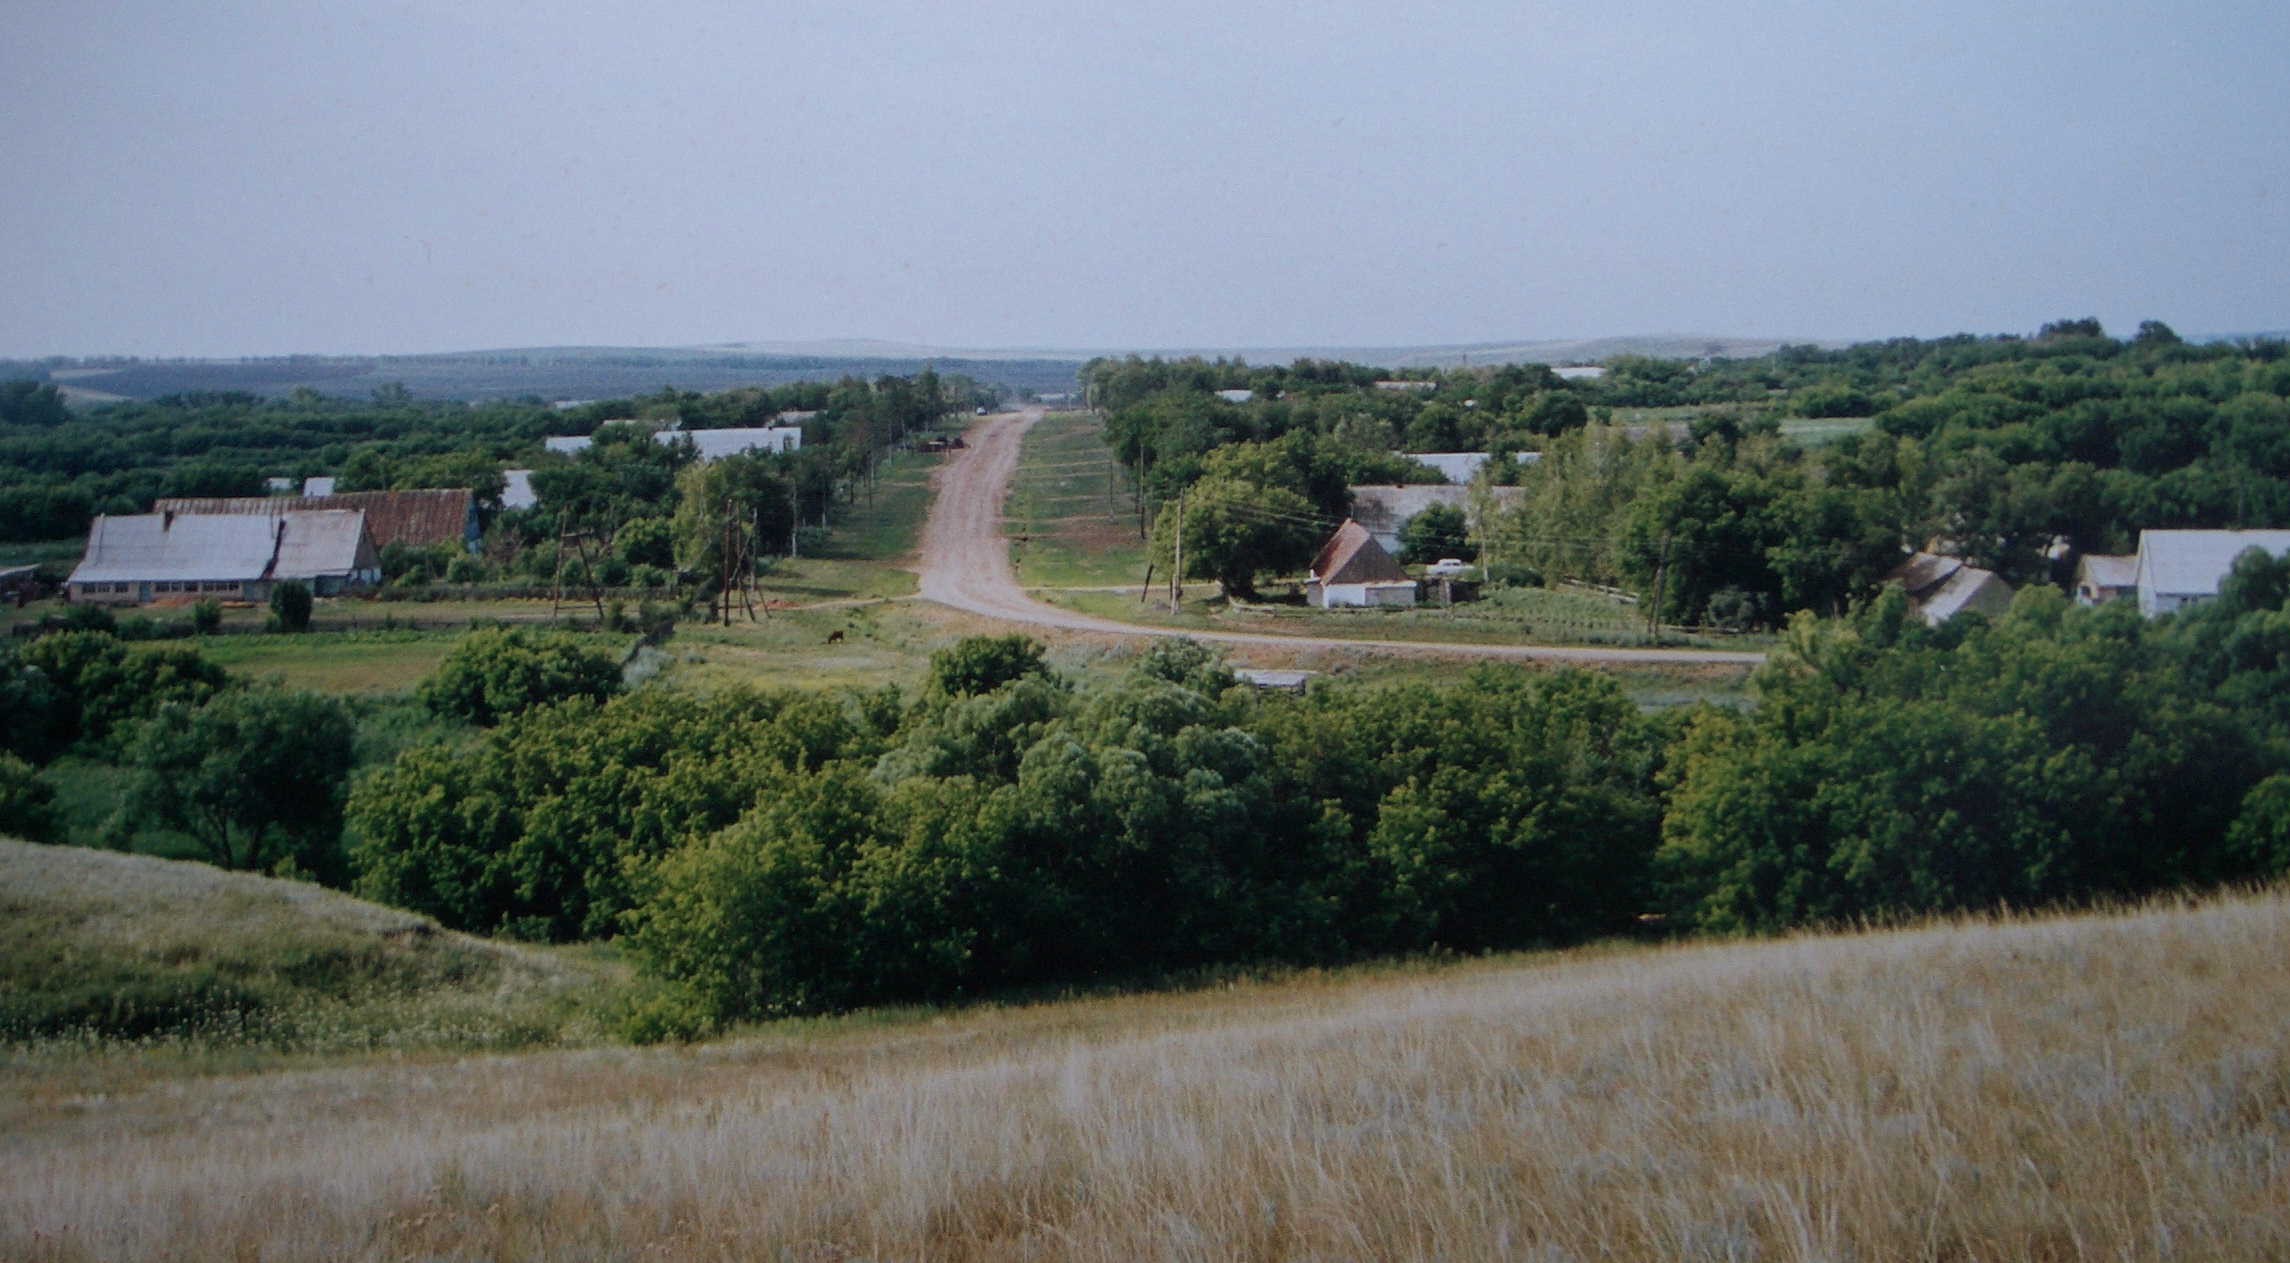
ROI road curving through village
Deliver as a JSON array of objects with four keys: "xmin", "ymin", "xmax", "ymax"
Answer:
[{"xmin": 915, "ymin": 408, "xmax": 1768, "ymax": 668}]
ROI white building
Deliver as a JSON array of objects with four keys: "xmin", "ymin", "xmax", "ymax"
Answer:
[
  {"xmin": 2131, "ymin": 529, "xmax": 2290, "ymax": 616},
  {"xmin": 69, "ymin": 510, "xmax": 379, "ymax": 605},
  {"xmin": 1398, "ymin": 451, "xmax": 1542, "ymax": 485},
  {"xmin": 543, "ymin": 425, "xmax": 804, "ymax": 460}
]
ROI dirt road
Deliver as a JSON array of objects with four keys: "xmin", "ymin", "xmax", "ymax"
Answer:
[{"xmin": 916, "ymin": 409, "xmax": 1768, "ymax": 667}]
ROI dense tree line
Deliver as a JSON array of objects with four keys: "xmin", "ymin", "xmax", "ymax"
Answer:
[
  {"xmin": 329, "ymin": 561, "xmax": 2290, "ymax": 1029},
  {"xmin": 1087, "ymin": 326, "xmax": 2290, "ymax": 625},
  {"xmin": 0, "ymin": 370, "xmax": 991, "ymax": 546}
]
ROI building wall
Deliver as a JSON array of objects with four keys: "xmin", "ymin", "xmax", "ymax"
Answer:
[{"xmin": 1318, "ymin": 581, "xmax": 1418, "ymax": 609}]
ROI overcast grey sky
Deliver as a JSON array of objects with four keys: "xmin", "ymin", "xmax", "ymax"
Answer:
[{"xmin": 3, "ymin": 1, "xmax": 2285, "ymax": 357}]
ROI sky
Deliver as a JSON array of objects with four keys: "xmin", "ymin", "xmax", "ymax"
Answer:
[{"xmin": 3, "ymin": 0, "xmax": 2286, "ymax": 357}]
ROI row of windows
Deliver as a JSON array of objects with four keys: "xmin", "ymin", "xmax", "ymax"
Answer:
[
  {"xmin": 150, "ymin": 580, "xmax": 245, "ymax": 594},
  {"xmin": 80, "ymin": 580, "xmax": 248, "ymax": 594}
]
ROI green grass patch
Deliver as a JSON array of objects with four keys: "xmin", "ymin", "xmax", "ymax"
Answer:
[
  {"xmin": 194, "ymin": 629, "xmax": 465, "ymax": 694},
  {"xmin": 1038, "ymin": 583, "xmax": 1771, "ymax": 653},
  {"xmin": 1007, "ymin": 412, "xmax": 1151, "ymax": 588},
  {"xmin": 0, "ymin": 537, "xmax": 85, "ymax": 569},
  {"xmin": 1776, "ymin": 415, "xmax": 1877, "ymax": 446},
  {"xmin": 0, "ymin": 838, "xmax": 633, "ymax": 1057}
]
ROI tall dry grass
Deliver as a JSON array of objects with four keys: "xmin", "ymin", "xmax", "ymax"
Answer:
[{"xmin": 6, "ymin": 890, "xmax": 2289, "ymax": 1260}]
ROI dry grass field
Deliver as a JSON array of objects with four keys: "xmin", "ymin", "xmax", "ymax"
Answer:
[{"xmin": 7, "ymin": 880, "xmax": 2288, "ymax": 1260}]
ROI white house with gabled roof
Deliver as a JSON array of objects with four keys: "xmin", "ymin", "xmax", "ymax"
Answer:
[{"xmin": 2132, "ymin": 529, "xmax": 2290, "ymax": 616}]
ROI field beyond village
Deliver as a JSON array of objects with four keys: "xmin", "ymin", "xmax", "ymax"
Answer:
[{"xmin": 5, "ymin": 838, "xmax": 2286, "ymax": 1260}]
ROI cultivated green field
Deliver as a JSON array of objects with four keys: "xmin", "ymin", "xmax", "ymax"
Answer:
[{"xmin": 1006, "ymin": 410, "xmax": 1150, "ymax": 588}]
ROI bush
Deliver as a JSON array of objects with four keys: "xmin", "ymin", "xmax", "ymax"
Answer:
[
  {"xmin": 191, "ymin": 599, "xmax": 223, "ymax": 635},
  {"xmin": 0, "ymin": 753, "xmax": 59, "ymax": 841},
  {"xmin": 269, "ymin": 581, "xmax": 312, "ymax": 633},
  {"xmin": 56, "ymin": 603, "xmax": 115, "ymax": 634},
  {"xmin": 928, "ymin": 635, "xmax": 1049, "ymax": 698},
  {"xmin": 445, "ymin": 555, "xmax": 486, "ymax": 584}
]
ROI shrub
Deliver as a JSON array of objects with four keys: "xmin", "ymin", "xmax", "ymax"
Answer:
[
  {"xmin": 445, "ymin": 555, "xmax": 486, "ymax": 584},
  {"xmin": 269, "ymin": 581, "xmax": 312, "ymax": 633},
  {"xmin": 0, "ymin": 753, "xmax": 59, "ymax": 842},
  {"xmin": 191, "ymin": 599, "xmax": 223, "ymax": 635},
  {"xmin": 928, "ymin": 635, "xmax": 1049, "ymax": 698}
]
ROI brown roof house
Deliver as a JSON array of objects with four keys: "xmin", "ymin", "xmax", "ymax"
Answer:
[
  {"xmin": 1883, "ymin": 550, "xmax": 2014, "ymax": 626},
  {"xmin": 155, "ymin": 488, "xmax": 480, "ymax": 554},
  {"xmin": 1308, "ymin": 519, "xmax": 1418, "ymax": 609},
  {"xmin": 68, "ymin": 510, "xmax": 380, "ymax": 605}
]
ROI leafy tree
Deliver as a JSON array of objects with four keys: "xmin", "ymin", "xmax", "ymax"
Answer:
[
  {"xmin": 0, "ymin": 753, "xmax": 59, "ymax": 841},
  {"xmin": 1150, "ymin": 475, "xmax": 1322, "ymax": 597},
  {"xmin": 417, "ymin": 627, "xmax": 623, "ymax": 726},
  {"xmin": 269, "ymin": 580, "xmax": 313, "ymax": 632},
  {"xmin": 1397, "ymin": 502, "xmax": 1474, "ymax": 564},
  {"xmin": 0, "ymin": 380, "xmax": 70, "ymax": 428},
  {"xmin": 127, "ymin": 690, "xmax": 356, "ymax": 877},
  {"xmin": 927, "ymin": 635, "xmax": 1049, "ymax": 698},
  {"xmin": 17, "ymin": 632, "xmax": 230, "ymax": 751}
]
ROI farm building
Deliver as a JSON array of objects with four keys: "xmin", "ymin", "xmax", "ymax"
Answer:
[
  {"xmin": 2131, "ymin": 529, "xmax": 2290, "ymax": 616},
  {"xmin": 1348, "ymin": 484, "xmax": 1523, "ymax": 554},
  {"xmin": 500, "ymin": 469, "xmax": 538, "ymax": 511},
  {"xmin": 1308, "ymin": 520, "xmax": 1417, "ymax": 609},
  {"xmin": 544, "ymin": 425, "xmax": 803, "ymax": 460},
  {"xmin": 300, "ymin": 476, "xmax": 336, "ymax": 497},
  {"xmin": 67, "ymin": 510, "xmax": 379, "ymax": 605},
  {"xmin": 155, "ymin": 489, "xmax": 480, "ymax": 554},
  {"xmin": 2074, "ymin": 553, "xmax": 2137, "ymax": 606},
  {"xmin": 1884, "ymin": 551, "xmax": 2014, "ymax": 626}
]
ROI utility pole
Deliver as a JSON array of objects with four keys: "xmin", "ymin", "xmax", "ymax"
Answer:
[{"xmin": 1169, "ymin": 488, "xmax": 1185, "ymax": 613}]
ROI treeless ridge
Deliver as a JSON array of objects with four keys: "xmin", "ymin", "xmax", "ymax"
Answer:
[
  {"xmin": 6, "ymin": 890, "xmax": 2289, "ymax": 1259},
  {"xmin": 918, "ymin": 409, "xmax": 1769, "ymax": 666}
]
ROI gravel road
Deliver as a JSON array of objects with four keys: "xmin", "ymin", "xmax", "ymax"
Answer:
[{"xmin": 916, "ymin": 408, "xmax": 1768, "ymax": 667}]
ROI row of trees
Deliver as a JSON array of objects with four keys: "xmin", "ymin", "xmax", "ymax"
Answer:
[
  {"xmin": 0, "ymin": 371, "xmax": 994, "ymax": 546},
  {"xmin": 326, "ymin": 549, "xmax": 2290, "ymax": 1028}
]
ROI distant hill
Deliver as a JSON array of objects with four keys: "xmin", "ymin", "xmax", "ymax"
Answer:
[
  {"xmin": 3, "ymin": 333, "xmax": 1832, "ymax": 406},
  {"xmin": 5, "ymin": 347, "xmax": 1091, "ymax": 406}
]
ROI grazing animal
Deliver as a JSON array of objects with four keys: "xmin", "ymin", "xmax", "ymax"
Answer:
[{"xmin": 825, "ymin": 629, "xmax": 845, "ymax": 645}]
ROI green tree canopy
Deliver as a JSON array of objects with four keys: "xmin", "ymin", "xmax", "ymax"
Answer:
[{"xmin": 417, "ymin": 628, "xmax": 624, "ymax": 727}]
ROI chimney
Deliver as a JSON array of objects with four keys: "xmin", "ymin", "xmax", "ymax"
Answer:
[{"xmin": 163, "ymin": 509, "xmax": 175, "ymax": 530}]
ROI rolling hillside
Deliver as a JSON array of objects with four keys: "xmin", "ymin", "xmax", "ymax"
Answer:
[
  {"xmin": 0, "ymin": 838, "xmax": 629, "ymax": 1053},
  {"xmin": 6, "ymin": 852, "xmax": 2285, "ymax": 1260}
]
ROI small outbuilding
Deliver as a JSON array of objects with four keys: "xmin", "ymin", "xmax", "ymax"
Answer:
[
  {"xmin": 2074, "ymin": 553, "xmax": 2137, "ymax": 606},
  {"xmin": 1884, "ymin": 551, "xmax": 2014, "ymax": 626},
  {"xmin": 1308, "ymin": 519, "xmax": 1417, "ymax": 609}
]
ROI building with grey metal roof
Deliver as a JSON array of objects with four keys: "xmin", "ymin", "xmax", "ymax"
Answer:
[
  {"xmin": 68, "ymin": 510, "xmax": 379, "ymax": 605},
  {"xmin": 2132, "ymin": 529, "xmax": 2290, "ymax": 616}
]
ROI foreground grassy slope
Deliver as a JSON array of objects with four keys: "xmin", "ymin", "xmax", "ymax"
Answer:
[
  {"xmin": 0, "ymin": 839, "xmax": 631, "ymax": 1055},
  {"xmin": 7, "ymin": 885, "xmax": 2287, "ymax": 1260}
]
